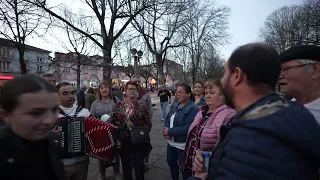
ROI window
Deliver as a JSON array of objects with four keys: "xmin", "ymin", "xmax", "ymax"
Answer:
[
  {"xmin": 37, "ymin": 57, "xmax": 43, "ymax": 62},
  {"xmin": 0, "ymin": 48, "xmax": 9, "ymax": 58},
  {"xmin": 0, "ymin": 61, "xmax": 11, "ymax": 71},
  {"xmin": 83, "ymin": 66, "xmax": 88, "ymax": 74},
  {"xmin": 37, "ymin": 66, "xmax": 43, "ymax": 73}
]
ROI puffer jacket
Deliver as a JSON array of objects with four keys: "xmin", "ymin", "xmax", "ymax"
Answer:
[
  {"xmin": 188, "ymin": 93, "xmax": 320, "ymax": 180},
  {"xmin": 187, "ymin": 104, "xmax": 236, "ymax": 151}
]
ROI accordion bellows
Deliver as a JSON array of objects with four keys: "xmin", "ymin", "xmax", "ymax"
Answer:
[
  {"xmin": 85, "ymin": 116, "xmax": 118, "ymax": 160},
  {"xmin": 57, "ymin": 116, "xmax": 118, "ymax": 161}
]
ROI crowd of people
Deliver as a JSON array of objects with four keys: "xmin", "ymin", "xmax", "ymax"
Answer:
[{"xmin": 0, "ymin": 43, "xmax": 319, "ymax": 180}]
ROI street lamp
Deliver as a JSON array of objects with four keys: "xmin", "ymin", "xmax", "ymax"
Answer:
[{"xmin": 131, "ymin": 48, "xmax": 143, "ymax": 76}]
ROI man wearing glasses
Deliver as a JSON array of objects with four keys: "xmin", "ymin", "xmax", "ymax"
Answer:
[{"xmin": 279, "ymin": 45, "xmax": 320, "ymax": 123}]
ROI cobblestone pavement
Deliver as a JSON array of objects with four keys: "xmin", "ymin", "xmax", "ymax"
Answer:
[{"xmin": 88, "ymin": 98, "xmax": 177, "ymax": 180}]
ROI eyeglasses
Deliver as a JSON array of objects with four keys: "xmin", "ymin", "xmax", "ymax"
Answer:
[{"xmin": 281, "ymin": 63, "xmax": 311, "ymax": 74}]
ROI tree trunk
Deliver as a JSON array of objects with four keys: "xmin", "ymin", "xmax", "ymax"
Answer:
[
  {"xmin": 102, "ymin": 45, "xmax": 113, "ymax": 84},
  {"xmin": 17, "ymin": 44, "xmax": 27, "ymax": 74},
  {"xmin": 155, "ymin": 54, "xmax": 165, "ymax": 85},
  {"xmin": 76, "ymin": 54, "xmax": 81, "ymax": 90}
]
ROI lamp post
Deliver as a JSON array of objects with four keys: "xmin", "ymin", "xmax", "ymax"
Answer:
[{"xmin": 131, "ymin": 48, "xmax": 143, "ymax": 76}]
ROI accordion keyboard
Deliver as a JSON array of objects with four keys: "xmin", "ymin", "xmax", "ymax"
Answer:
[{"xmin": 72, "ymin": 121, "xmax": 81, "ymax": 152}]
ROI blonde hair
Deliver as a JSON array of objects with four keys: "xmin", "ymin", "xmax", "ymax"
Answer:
[
  {"xmin": 97, "ymin": 81, "xmax": 112, "ymax": 100},
  {"xmin": 204, "ymin": 78, "xmax": 222, "ymax": 92}
]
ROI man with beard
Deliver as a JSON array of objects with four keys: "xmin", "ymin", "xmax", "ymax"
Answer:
[
  {"xmin": 56, "ymin": 82, "xmax": 90, "ymax": 180},
  {"xmin": 279, "ymin": 45, "xmax": 320, "ymax": 123},
  {"xmin": 189, "ymin": 43, "xmax": 320, "ymax": 180}
]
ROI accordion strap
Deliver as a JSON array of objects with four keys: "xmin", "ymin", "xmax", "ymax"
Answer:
[{"xmin": 58, "ymin": 106, "xmax": 83, "ymax": 117}]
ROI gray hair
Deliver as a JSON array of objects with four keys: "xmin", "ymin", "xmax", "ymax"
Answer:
[{"xmin": 297, "ymin": 59, "xmax": 318, "ymax": 65}]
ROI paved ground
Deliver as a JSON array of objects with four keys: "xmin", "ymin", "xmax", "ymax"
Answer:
[{"xmin": 87, "ymin": 95, "xmax": 177, "ymax": 180}]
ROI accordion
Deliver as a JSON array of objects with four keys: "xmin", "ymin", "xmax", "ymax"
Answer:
[{"xmin": 57, "ymin": 116, "xmax": 118, "ymax": 161}]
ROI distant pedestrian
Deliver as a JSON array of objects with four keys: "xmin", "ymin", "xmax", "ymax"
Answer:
[
  {"xmin": 77, "ymin": 86, "xmax": 86, "ymax": 108},
  {"xmin": 158, "ymin": 85, "xmax": 171, "ymax": 121},
  {"xmin": 85, "ymin": 87, "xmax": 95, "ymax": 110}
]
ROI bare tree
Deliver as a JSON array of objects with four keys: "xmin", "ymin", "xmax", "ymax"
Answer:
[
  {"xmin": 260, "ymin": 0, "xmax": 320, "ymax": 52},
  {"xmin": 113, "ymin": 37, "xmax": 135, "ymax": 79},
  {"xmin": 0, "ymin": 0, "xmax": 46, "ymax": 73},
  {"xmin": 27, "ymin": 0, "xmax": 156, "ymax": 83},
  {"xmin": 131, "ymin": 0, "xmax": 194, "ymax": 84},
  {"xmin": 180, "ymin": 0, "xmax": 230, "ymax": 84},
  {"xmin": 139, "ymin": 49, "xmax": 157, "ymax": 89},
  {"xmin": 54, "ymin": 11, "xmax": 96, "ymax": 90},
  {"xmin": 198, "ymin": 46, "xmax": 224, "ymax": 80}
]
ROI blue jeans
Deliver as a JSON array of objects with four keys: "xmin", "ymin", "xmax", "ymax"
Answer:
[
  {"xmin": 160, "ymin": 101, "xmax": 168, "ymax": 119},
  {"xmin": 166, "ymin": 144, "xmax": 184, "ymax": 180}
]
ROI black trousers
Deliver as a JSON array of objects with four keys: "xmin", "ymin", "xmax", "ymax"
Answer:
[{"xmin": 119, "ymin": 141, "xmax": 148, "ymax": 180}]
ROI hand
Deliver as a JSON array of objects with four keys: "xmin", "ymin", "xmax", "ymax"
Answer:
[
  {"xmin": 51, "ymin": 125, "xmax": 61, "ymax": 136},
  {"xmin": 193, "ymin": 150, "xmax": 205, "ymax": 173},
  {"xmin": 163, "ymin": 128, "xmax": 169, "ymax": 136},
  {"xmin": 194, "ymin": 172, "xmax": 208, "ymax": 180},
  {"xmin": 168, "ymin": 100, "xmax": 171, "ymax": 104},
  {"xmin": 164, "ymin": 135, "xmax": 172, "ymax": 140}
]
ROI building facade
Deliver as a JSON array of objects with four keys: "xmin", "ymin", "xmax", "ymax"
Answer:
[
  {"xmin": 0, "ymin": 38, "xmax": 51, "ymax": 78},
  {"xmin": 163, "ymin": 59, "xmax": 184, "ymax": 86},
  {"xmin": 50, "ymin": 52, "xmax": 104, "ymax": 88}
]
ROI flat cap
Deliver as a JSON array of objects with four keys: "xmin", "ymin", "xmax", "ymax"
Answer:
[{"xmin": 279, "ymin": 45, "xmax": 320, "ymax": 63}]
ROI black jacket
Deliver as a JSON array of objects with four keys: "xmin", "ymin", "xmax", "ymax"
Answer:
[{"xmin": 0, "ymin": 126, "xmax": 65, "ymax": 180}]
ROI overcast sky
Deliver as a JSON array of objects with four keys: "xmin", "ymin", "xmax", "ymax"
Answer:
[
  {"xmin": 215, "ymin": 0, "xmax": 303, "ymax": 59},
  {"xmin": 25, "ymin": 0, "xmax": 304, "ymax": 60}
]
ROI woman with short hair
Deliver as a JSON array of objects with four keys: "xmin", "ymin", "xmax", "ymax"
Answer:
[
  {"xmin": 109, "ymin": 81, "xmax": 152, "ymax": 180},
  {"xmin": 182, "ymin": 79, "xmax": 236, "ymax": 179}
]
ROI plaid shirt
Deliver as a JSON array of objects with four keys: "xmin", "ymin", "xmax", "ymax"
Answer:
[
  {"xmin": 110, "ymin": 99, "xmax": 152, "ymax": 130},
  {"xmin": 183, "ymin": 112, "xmax": 212, "ymax": 172}
]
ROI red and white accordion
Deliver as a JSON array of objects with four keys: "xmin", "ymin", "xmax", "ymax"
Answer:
[{"xmin": 57, "ymin": 116, "xmax": 118, "ymax": 161}]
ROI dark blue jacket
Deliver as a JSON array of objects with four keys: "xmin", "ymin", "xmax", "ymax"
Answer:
[
  {"xmin": 164, "ymin": 100, "xmax": 198, "ymax": 143},
  {"xmin": 188, "ymin": 93, "xmax": 320, "ymax": 180},
  {"xmin": 197, "ymin": 96, "xmax": 206, "ymax": 107}
]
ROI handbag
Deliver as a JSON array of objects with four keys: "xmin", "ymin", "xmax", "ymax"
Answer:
[
  {"xmin": 123, "ymin": 101, "xmax": 150, "ymax": 143},
  {"xmin": 130, "ymin": 126, "xmax": 150, "ymax": 143}
]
